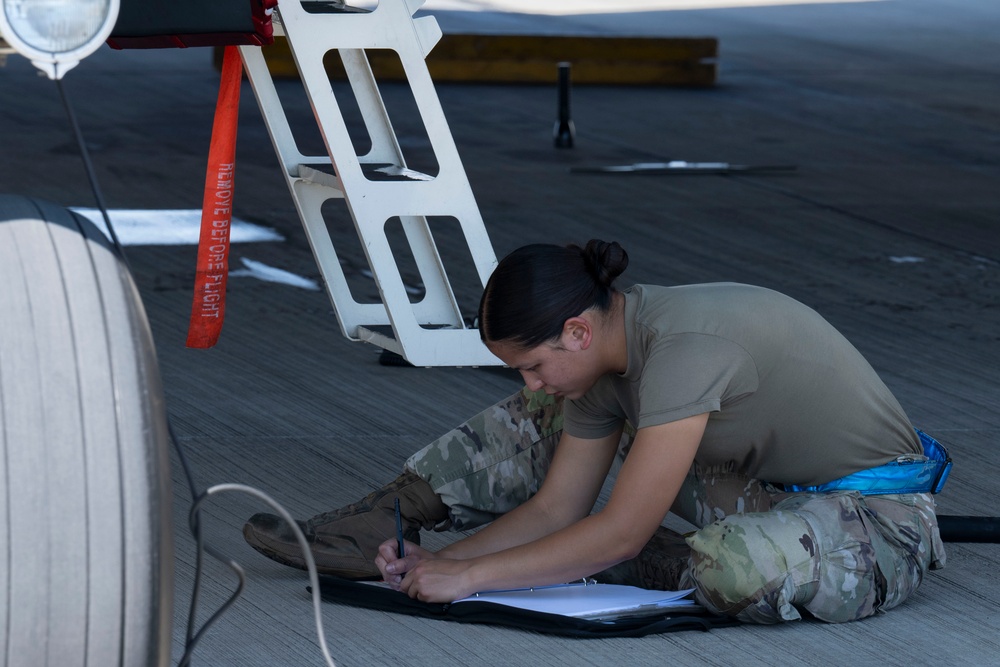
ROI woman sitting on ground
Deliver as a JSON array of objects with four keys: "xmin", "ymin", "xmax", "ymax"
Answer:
[{"xmin": 245, "ymin": 239, "xmax": 946, "ymax": 623}]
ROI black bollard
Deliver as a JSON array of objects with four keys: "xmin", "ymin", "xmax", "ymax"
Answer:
[{"xmin": 554, "ymin": 61, "xmax": 575, "ymax": 148}]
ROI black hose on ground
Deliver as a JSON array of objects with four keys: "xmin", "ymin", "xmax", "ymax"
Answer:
[{"xmin": 937, "ymin": 515, "xmax": 1000, "ymax": 543}]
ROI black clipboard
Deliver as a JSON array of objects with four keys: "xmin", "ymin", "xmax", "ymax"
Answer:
[{"xmin": 315, "ymin": 576, "xmax": 739, "ymax": 638}]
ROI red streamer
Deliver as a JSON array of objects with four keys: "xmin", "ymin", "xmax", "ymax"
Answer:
[{"xmin": 186, "ymin": 45, "xmax": 242, "ymax": 349}]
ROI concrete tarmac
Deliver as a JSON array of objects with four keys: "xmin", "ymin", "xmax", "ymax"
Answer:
[{"xmin": 1, "ymin": 1, "xmax": 999, "ymax": 665}]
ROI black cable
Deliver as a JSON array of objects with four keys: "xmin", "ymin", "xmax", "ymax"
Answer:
[
  {"xmin": 168, "ymin": 423, "xmax": 216, "ymax": 667},
  {"xmin": 170, "ymin": 422, "xmax": 248, "ymax": 667},
  {"xmin": 55, "ymin": 77, "xmax": 128, "ymax": 263},
  {"xmin": 185, "ymin": 484, "xmax": 338, "ymax": 667},
  {"xmin": 172, "ymin": 430, "xmax": 335, "ymax": 667}
]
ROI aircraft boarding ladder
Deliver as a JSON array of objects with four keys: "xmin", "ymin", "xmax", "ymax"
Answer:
[{"xmin": 238, "ymin": 0, "xmax": 502, "ymax": 366}]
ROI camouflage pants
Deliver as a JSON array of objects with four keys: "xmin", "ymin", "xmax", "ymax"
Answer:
[{"xmin": 406, "ymin": 388, "xmax": 946, "ymax": 624}]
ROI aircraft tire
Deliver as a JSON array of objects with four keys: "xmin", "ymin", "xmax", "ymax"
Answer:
[{"xmin": 0, "ymin": 194, "xmax": 173, "ymax": 667}]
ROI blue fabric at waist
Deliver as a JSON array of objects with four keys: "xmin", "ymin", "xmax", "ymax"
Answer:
[{"xmin": 781, "ymin": 429, "xmax": 952, "ymax": 496}]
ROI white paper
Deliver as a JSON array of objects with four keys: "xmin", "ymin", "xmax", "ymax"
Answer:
[{"xmin": 451, "ymin": 583, "xmax": 696, "ymax": 619}]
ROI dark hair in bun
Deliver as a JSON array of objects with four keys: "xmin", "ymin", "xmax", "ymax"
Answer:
[{"xmin": 478, "ymin": 240, "xmax": 629, "ymax": 348}]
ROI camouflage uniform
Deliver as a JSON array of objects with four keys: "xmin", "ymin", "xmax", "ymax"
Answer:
[
  {"xmin": 407, "ymin": 387, "xmax": 566, "ymax": 531},
  {"xmin": 406, "ymin": 387, "xmax": 945, "ymax": 624}
]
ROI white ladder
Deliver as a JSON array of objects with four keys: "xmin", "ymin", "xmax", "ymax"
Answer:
[{"xmin": 238, "ymin": 0, "xmax": 501, "ymax": 366}]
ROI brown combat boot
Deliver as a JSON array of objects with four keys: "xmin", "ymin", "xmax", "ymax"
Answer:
[
  {"xmin": 243, "ymin": 470, "xmax": 448, "ymax": 579},
  {"xmin": 593, "ymin": 526, "xmax": 692, "ymax": 590}
]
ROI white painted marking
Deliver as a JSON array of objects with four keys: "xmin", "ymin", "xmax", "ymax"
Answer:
[
  {"xmin": 230, "ymin": 257, "xmax": 321, "ymax": 291},
  {"xmin": 71, "ymin": 208, "xmax": 284, "ymax": 246}
]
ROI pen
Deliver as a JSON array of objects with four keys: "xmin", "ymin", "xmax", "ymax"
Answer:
[{"xmin": 394, "ymin": 497, "xmax": 405, "ymax": 558}]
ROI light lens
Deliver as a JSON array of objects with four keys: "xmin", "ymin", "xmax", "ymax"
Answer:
[{"xmin": 2, "ymin": 0, "xmax": 111, "ymax": 53}]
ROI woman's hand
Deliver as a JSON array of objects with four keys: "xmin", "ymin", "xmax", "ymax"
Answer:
[
  {"xmin": 374, "ymin": 538, "xmax": 434, "ymax": 588},
  {"xmin": 374, "ymin": 537, "xmax": 477, "ymax": 602},
  {"xmin": 399, "ymin": 558, "xmax": 477, "ymax": 603}
]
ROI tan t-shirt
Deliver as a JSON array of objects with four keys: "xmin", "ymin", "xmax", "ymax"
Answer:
[{"xmin": 564, "ymin": 283, "xmax": 921, "ymax": 485}]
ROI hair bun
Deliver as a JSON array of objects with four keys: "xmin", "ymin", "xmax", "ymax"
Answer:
[{"xmin": 582, "ymin": 239, "xmax": 629, "ymax": 287}]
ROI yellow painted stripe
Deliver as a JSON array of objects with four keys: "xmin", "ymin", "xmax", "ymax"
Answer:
[{"xmin": 245, "ymin": 34, "xmax": 718, "ymax": 86}]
